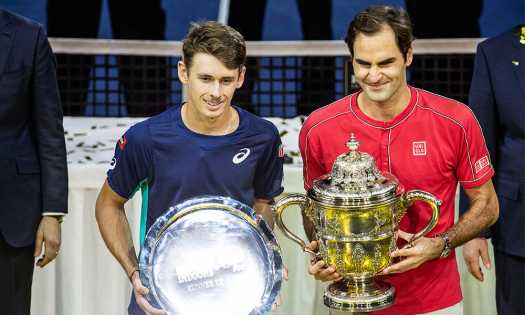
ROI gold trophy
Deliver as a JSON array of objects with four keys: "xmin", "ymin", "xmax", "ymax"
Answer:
[{"xmin": 272, "ymin": 134, "xmax": 441, "ymax": 312}]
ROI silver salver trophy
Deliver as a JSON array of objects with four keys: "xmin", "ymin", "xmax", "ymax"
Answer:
[{"xmin": 139, "ymin": 196, "xmax": 283, "ymax": 315}]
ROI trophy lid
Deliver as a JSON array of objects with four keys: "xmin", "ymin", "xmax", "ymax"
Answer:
[
  {"xmin": 139, "ymin": 196, "xmax": 283, "ymax": 315},
  {"xmin": 309, "ymin": 134, "xmax": 400, "ymax": 205}
]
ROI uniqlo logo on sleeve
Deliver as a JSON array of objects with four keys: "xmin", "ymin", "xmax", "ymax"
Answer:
[
  {"xmin": 475, "ymin": 156, "xmax": 490, "ymax": 173},
  {"xmin": 413, "ymin": 142, "xmax": 426, "ymax": 155}
]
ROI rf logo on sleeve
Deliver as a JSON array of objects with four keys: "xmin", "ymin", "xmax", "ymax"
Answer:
[{"xmin": 233, "ymin": 148, "xmax": 250, "ymax": 164}]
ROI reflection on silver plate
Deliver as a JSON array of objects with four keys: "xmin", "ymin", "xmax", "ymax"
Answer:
[{"xmin": 139, "ymin": 196, "xmax": 283, "ymax": 315}]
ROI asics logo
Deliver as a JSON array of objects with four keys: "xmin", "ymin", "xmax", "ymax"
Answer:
[
  {"xmin": 109, "ymin": 157, "xmax": 117, "ymax": 170},
  {"xmin": 233, "ymin": 148, "xmax": 250, "ymax": 164}
]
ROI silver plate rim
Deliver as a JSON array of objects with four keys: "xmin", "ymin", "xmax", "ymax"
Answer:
[{"xmin": 138, "ymin": 195, "xmax": 283, "ymax": 315}]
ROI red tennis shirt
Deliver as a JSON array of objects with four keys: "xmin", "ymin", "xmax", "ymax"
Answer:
[{"xmin": 299, "ymin": 85, "xmax": 494, "ymax": 314}]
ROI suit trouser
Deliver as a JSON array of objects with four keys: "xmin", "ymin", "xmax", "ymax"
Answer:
[
  {"xmin": 405, "ymin": 0, "xmax": 482, "ymax": 38},
  {"xmin": 0, "ymin": 230, "xmax": 35, "ymax": 315},
  {"xmin": 495, "ymin": 248, "xmax": 525, "ymax": 315},
  {"xmin": 47, "ymin": 0, "xmax": 168, "ymax": 117}
]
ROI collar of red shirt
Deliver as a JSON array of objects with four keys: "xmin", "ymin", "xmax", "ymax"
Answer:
[{"xmin": 350, "ymin": 85, "xmax": 418, "ymax": 129}]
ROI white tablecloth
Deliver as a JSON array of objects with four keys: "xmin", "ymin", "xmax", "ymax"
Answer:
[{"xmin": 30, "ymin": 117, "xmax": 496, "ymax": 315}]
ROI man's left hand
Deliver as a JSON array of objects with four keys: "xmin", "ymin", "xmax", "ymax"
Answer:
[
  {"xmin": 34, "ymin": 216, "xmax": 62, "ymax": 268},
  {"xmin": 271, "ymin": 266, "xmax": 289, "ymax": 312},
  {"xmin": 462, "ymin": 237, "xmax": 491, "ymax": 282},
  {"xmin": 382, "ymin": 230, "xmax": 443, "ymax": 275}
]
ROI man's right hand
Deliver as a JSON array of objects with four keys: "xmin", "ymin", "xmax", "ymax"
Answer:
[
  {"xmin": 131, "ymin": 272, "xmax": 166, "ymax": 315},
  {"xmin": 462, "ymin": 237, "xmax": 492, "ymax": 282},
  {"xmin": 307, "ymin": 241, "xmax": 343, "ymax": 282}
]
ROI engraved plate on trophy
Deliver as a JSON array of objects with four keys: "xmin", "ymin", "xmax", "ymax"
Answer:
[{"xmin": 140, "ymin": 196, "xmax": 283, "ymax": 315}]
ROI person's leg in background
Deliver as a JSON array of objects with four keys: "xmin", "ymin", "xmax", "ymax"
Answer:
[
  {"xmin": 494, "ymin": 248, "xmax": 525, "ymax": 315},
  {"xmin": 47, "ymin": 0, "xmax": 101, "ymax": 116},
  {"xmin": 0, "ymin": 230, "xmax": 35, "ymax": 315},
  {"xmin": 404, "ymin": 0, "xmax": 482, "ymax": 104},
  {"xmin": 227, "ymin": 0, "xmax": 267, "ymax": 114},
  {"xmin": 296, "ymin": 0, "xmax": 334, "ymax": 116},
  {"xmin": 109, "ymin": 0, "xmax": 168, "ymax": 117},
  {"xmin": 405, "ymin": 0, "xmax": 482, "ymax": 38}
]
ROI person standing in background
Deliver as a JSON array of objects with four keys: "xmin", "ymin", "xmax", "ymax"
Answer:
[
  {"xmin": 404, "ymin": 0, "xmax": 483, "ymax": 105},
  {"xmin": 459, "ymin": 24, "xmax": 525, "ymax": 315},
  {"xmin": 0, "ymin": 7, "xmax": 68, "ymax": 315},
  {"xmin": 405, "ymin": 0, "xmax": 482, "ymax": 38},
  {"xmin": 228, "ymin": 0, "xmax": 335, "ymax": 116},
  {"xmin": 47, "ymin": 0, "xmax": 168, "ymax": 116}
]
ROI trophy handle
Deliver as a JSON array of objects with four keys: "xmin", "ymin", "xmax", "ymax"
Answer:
[
  {"xmin": 399, "ymin": 190, "xmax": 442, "ymax": 248},
  {"xmin": 272, "ymin": 194, "xmax": 321, "ymax": 257}
]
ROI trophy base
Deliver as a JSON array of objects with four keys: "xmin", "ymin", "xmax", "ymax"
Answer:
[{"xmin": 323, "ymin": 279, "xmax": 396, "ymax": 312}]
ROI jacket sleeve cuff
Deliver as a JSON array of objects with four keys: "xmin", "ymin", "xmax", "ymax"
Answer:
[
  {"xmin": 42, "ymin": 212, "xmax": 67, "ymax": 216},
  {"xmin": 478, "ymin": 227, "xmax": 492, "ymax": 239}
]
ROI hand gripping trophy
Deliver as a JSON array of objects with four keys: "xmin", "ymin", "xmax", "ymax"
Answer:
[{"xmin": 272, "ymin": 134, "xmax": 441, "ymax": 312}]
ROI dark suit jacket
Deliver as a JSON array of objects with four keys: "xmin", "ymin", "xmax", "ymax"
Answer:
[
  {"xmin": 459, "ymin": 25, "xmax": 525, "ymax": 258},
  {"xmin": 0, "ymin": 8, "xmax": 67, "ymax": 248}
]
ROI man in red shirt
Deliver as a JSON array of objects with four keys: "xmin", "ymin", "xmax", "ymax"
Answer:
[{"xmin": 299, "ymin": 5, "xmax": 499, "ymax": 315}]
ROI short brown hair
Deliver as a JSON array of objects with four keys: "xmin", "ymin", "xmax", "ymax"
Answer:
[
  {"xmin": 344, "ymin": 5, "xmax": 414, "ymax": 62},
  {"xmin": 182, "ymin": 21, "xmax": 247, "ymax": 74}
]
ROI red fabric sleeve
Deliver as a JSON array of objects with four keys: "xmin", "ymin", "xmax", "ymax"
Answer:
[
  {"xmin": 456, "ymin": 106, "xmax": 494, "ymax": 188},
  {"xmin": 299, "ymin": 118, "xmax": 328, "ymax": 190}
]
